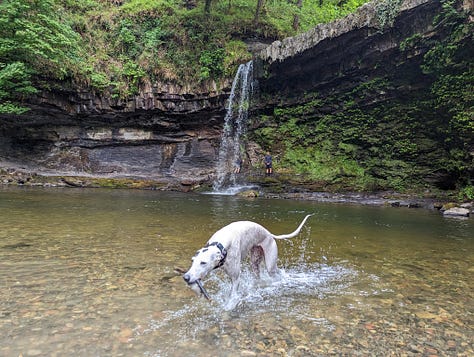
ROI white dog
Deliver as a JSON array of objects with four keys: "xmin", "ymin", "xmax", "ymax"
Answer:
[{"xmin": 182, "ymin": 214, "xmax": 313, "ymax": 298}]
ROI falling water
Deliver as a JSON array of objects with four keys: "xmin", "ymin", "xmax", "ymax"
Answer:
[{"xmin": 213, "ymin": 61, "xmax": 253, "ymax": 192}]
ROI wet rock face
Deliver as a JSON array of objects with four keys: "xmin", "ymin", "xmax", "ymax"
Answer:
[
  {"xmin": 0, "ymin": 78, "xmax": 230, "ymax": 186},
  {"xmin": 250, "ymin": 0, "xmax": 473, "ymax": 191},
  {"xmin": 256, "ymin": 0, "xmax": 440, "ymax": 98},
  {"xmin": 30, "ymin": 80, "xmax": 228, "ymax": 116},
  {"xmin": 0, "ymin": 110, "xmax": 224, "ymax": 185}
]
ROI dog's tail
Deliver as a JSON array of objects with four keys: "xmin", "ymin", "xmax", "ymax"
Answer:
[{"xmin": 273, "ymin": 214, "xmax": 313, "ymax": 240}]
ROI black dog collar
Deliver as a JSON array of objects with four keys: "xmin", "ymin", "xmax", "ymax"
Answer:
[{"xmin": 205, "ymin": 241, "xmax": 227, "ymax": 269}]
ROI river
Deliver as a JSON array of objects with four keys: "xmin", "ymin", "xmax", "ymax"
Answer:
[{"xmin": 0, "ymin": 187, "xmax": 472, "ymax": 356}]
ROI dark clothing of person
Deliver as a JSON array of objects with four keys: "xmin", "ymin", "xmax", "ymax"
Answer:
[
  {"xmin": 234, "ymin": 158, "xmax": 242, "ymax": 173},
  {"xmin": 264, "ymin": 155, "xmax": 272, "ymax": 169}
]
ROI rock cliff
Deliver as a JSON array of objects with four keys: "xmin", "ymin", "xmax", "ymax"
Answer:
[
  {"xmin": 256, "ymin": 0, "xmax": 441, "ymax": 100},
  {"xmin": 0, "ymin": 0, "xmax": 471, "ymax": 192},
  {"xmin": 249, "ymin": 0, "xmax": 473, "ymax": 192},
  {"xmin": 0, "ymin": 81, "xmax": 230, "ymax": 188}
]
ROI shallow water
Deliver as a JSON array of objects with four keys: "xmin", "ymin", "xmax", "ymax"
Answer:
[{"xmin": 0, "ymin": 187, "xmax": 472, "ymax": 356}]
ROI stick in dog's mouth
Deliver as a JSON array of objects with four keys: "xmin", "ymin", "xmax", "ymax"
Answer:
[
  {"xmin": 195, "ymin": 279, "xmax": 211, "ymax": 300},
  {"xmin": 175, "ymin": 267, "xmax": 211, "ymax": 300}
]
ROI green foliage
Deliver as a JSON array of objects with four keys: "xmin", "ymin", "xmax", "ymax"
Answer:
[
  {"xmin": 420, "ymin": 0, "xmax": 474, "ymax": 185},
  {"xmin": 89, "ymin": 72, "xmax": 110, "ymax": 92},
  {"xmin": 298, "ymin": 0, "xmax": 367, "ymax": 31},
  {"xmin": 0, "ymin": 0, "xmax": 81, "ymax": 75},
  {"xmin": 116, "ymin": 19, "xmax": 138, "ymax": 57},
  {"xmin": 0, "ymin": 101, "xmax": 30, "ymax": 115},
  {"xmin": 398, "ymin": 2, "xmax": 473, "ymax": 175},
  {"xmin": 199, "ymin": 47, "xmax": 225, "ymax": 80},
  {"xmin": 119, "ymin": 0, "xmax": 174, "ymax": 15},
  {"xmin": 120, "ymin": 60, "xmax": 146, "ymax": 95},
  {"xmin": 399, "ymin": 33, "xmax": 423, "ymax": 52},
  {"xmin": 283, "ymin": 143, "xmax": 366, "ymax": 184},
  {"xmin": 458, "ymin": 185, "xmax": 474, "ymax": 201},
  {"xmin": 374, "ymin": 0, "xmax": 403, "ymax": 29},
  {"xmin": 0, "ymin": 0, "xmax": 370, "ymax": 108},
  {"xmin": 0, "ymin": 62, "xmax": 37, "ymax": 98},
  {"xmin": 0, "ymin": 0, "xmax": 82, "ymax": 113},
  {"xmin": 223, "ymin": 40, "xmax": 252, "ymax": 76}
]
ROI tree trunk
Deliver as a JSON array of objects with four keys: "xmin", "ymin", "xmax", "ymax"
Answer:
[
  {"xmin": 292, "ymin": 0, "xmax": 303, "ymax": 31},
  {"xmin": 255, "ymin": 0, "xmax": 265, "ymax": 24},
  {"xmin": 205, "ymin": 0, "xmax": 212, "ymax": 13},
  {"xmin": 183, "ymin": 0, "xmax": 197, "ymax": 9}
]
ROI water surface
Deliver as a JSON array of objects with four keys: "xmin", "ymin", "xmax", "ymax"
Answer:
[{"xmin": 0, "ymin": 187, "xmax": 472, "ymax": 356}]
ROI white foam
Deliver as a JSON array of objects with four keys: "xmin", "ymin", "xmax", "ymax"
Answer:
[{"xmin": 203, "ymin": 185, "xmax": 258, "ymax": 196}]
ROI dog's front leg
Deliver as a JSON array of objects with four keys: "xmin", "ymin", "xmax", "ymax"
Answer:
[
  {"xmin": 223, "ymin": 261, "xmax": 241, "ymax": 297},
  {"xmin": 223, "ymin": 274, "xmax": 242, "ymax": 311},
  {"xmin": 230, "ymin": 276, "xmax": 241, "ymax": 297}
]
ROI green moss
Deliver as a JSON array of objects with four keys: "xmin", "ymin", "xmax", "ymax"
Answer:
[
  {"xmin": 60, "ymin": 176, "xmax": 167, "ymax": 189},
  {"xmin": 374, "ymin": 0, "xmax": 403, "ymax": 29},
  {"xmin": 251, "ymin": 54, "xmax": 472, "ymax": 193},
  {"xmin": 251, "ymin": 3, "xmax": 473, "ymax": 194}
]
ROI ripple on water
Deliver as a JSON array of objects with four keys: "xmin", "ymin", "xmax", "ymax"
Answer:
[{"xmin": 142, "ymin": 262, "xmax": 364, "ymax": 356}]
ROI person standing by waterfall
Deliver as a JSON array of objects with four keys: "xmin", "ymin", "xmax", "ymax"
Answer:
[
  {"xmin": 233, "ymin": 157, "xmax": 242, "ymax": 174},
  {"xmin": 264, "ymin": 152, "xmax": 273, "ymax": 176}
]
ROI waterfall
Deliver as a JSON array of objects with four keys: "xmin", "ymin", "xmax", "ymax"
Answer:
[{"xmin": 213, "ymin": 61, "xmax": 254, "ymax": 192}]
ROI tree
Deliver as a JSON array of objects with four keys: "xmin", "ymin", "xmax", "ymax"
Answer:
[
  {"xmin": 0, "ymin": 0, "xmax": 80, "ymax": 114},
  {"xmin": 0, "ymin": 62, "xmax": 37, "ymax": 114}
]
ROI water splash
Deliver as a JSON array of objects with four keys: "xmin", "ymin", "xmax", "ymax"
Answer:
[
  {"xmin": 213, "ymin": 61, "xmax": 254, "ymax": 192},
  {"xmin": 212, "ymin": 263, "xmax": 359, "ymax": 310},
  {"xmin": 142, "ymin": 262, "xmax": 365, "ymax": 356}
]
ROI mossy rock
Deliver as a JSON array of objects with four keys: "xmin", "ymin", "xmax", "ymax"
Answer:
[
  {"xmin": 440, "ymin": 202, "xmax": 457, "ymax": 211},
  {"xmin": 237, "ymin": 190, "xmax": 259, "ymax": 198}
]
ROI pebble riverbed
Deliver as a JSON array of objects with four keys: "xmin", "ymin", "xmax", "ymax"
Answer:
[{"xmin": 0, "ymin": 188, "xmax": 472, "ymax": 356}]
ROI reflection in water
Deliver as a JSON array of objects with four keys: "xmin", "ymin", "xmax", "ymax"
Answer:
[{"xmin": 0, "ymin": 187, "xmax": 473, "ymax": 356}]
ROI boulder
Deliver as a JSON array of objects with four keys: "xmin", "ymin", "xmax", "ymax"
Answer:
[
  {"xmin": 443, "ymin": 207, "xmax": 470, "ymax": 217},
  {"xmin": 460, "ymin": 202, "xmax": 473, "ymax": 209}
]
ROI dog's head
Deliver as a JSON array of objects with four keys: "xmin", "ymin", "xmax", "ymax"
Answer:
[{"xmin": 182, "ymin": 242, "xmax": 227, "ymax": 289}]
